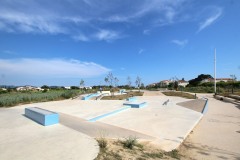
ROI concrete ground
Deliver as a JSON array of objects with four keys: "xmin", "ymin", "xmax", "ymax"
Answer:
[
  {"xmin": 100, "ymin": 96, "xmax": 203, "ymax": 151},
  {"xmin": 9, "ymin": 92, "xmax": 203, "ymax": 152},
  {"xmin": 180, "ymin": 94, "xmax": 240, "ymax": 160},
  {"xmin": 0, "ymin": 90, "xmax": 206, "ymax": 159},
  {"xmin": 0, "ymin": 108, "xmax": 99, "ymax": 160}
]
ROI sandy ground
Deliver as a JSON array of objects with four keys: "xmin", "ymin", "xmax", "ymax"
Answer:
[{"xmin": 179, "ymin": 94, "xmax": 240, "ymax": 160}]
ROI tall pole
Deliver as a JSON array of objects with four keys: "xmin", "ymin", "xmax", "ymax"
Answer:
[{"xmin": 214, "ymin": 48, "xmax": 216, "ymax": 94}]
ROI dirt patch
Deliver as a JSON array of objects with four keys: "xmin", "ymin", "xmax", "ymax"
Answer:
[
  {"xmin": 101, "ymin": 91, "xmax": 143, "ymax": 100},
  {"xmin": 143, "ymin": 91, "xmax": 165, "ymax": 96},
  {"xmin": 162, "ymin": 91, "xmax": 196, "ymax": 99},
  {"xmin": 95, "ymin": 139, "xmax": 181, "ymax": 160}
]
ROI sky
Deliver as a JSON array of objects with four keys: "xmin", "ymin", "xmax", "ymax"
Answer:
[{"xmin": 0, "ymin": 0, "xmax": 239, "ymax": 87}]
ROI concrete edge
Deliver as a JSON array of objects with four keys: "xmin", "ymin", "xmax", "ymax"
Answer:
[
  {"xmin": 215, "ymin": 95, "xmax": 240, "ymax": 105},
  {"xmin": 172, "ymin": 114, "xmax": 204, "ymax": 151},
  {"xmin": 88, "ymin": 106, "xmax": 131, "ymax": 122},
  {"xmin": 201, "ymin": 98, "xmax": 209, "ymax": 114}
]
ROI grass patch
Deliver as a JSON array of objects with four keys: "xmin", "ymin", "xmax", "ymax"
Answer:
[
  {"xmin": 0, "ymin": 90, "xmax": 82, "ymax": 107},
  {"xmin": 162, "ymin": 91, "xmax": 196, "ymax": 99},
  {"xmin": 101, "ymin": 91, "xmax": 143, "ymax": 100},
  {"xmin": 165, "ymin": 149, "xmax": 181, "ymax": 159},
  {"xmin": 144, "ymin": 152, "xmax": 163, "ymax": 158}
]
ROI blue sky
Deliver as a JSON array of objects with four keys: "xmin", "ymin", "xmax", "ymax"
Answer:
[{"xmin": 0, "ymin": 0, "xmax": 239, "ymax": 86}]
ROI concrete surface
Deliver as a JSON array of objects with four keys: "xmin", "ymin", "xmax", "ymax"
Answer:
[
  {"xmin": 180, "ymin": 94, "xmax": 240, "ymax": 159},
  {"xmin": 0, "ymin": 90, "xmax": 205, "ymax": 157},
  {"xmin": 177, "ymin": 99, "xmax": 207, "ymax": 113},
  {"xmin": 0, "ymin": 108, "xmax": 99, "ymax": 160},
  {"xmin": 100, "ymin": 99, "xmax": 203, "ymax": 151}
]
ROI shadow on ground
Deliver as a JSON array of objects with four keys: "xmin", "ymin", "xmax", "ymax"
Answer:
[{"xmin": 180, "ymin": 141, "xmax": 240, "ymax": 160}]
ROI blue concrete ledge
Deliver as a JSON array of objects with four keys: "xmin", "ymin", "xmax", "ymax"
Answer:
[
  {"xmin": 123, "ymin": 102, "xmax": 147, "ymax": 108},
  {"xmin": 88, "ymin": 106, "xmax": 131, "ymax": 122},
  {"xmin": 82, "ymin": 93, "xmax": 100, "ymax": 100},
  {"xmin": 126, "ymin": 97, "xmax": 137, "ymax": 102},
  {"xmin": 201, "ymin": 98, "xmax": 208, "ymax": 114},
  {"xmin": 119, "ymin": 89, "xmax": 126, "ymax": 94},
  {"xmin": 25, "ymin": 107, "xmax": 59, "ymax": 126}
]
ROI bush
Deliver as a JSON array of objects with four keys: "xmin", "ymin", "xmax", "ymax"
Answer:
[
  {"xmin": 122, "ymin": 136, "xmax": 137, "ymax": 149},
  {"xmin": 97, "ymin": 138, "xmax": 108, "ymax": 149},
  {"xmin": 165, "ymin": 149, "xmax": 180, "ymax": 159}
]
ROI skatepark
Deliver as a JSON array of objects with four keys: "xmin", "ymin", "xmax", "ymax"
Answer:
[{"xmin": 1, "ymin": 91, "xmax": 239, "ymax": 160}]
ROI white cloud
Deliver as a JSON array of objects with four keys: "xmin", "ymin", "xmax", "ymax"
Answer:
[
  {"xmin": 72, "ymin": 34, "xmax": 90, "ymax": 42},
  {"xmin": 198, "ymin": 8, "xmax": 222, "ymax": 32},
  {"xmin": 0, "ymin": 0, "xmax": 189, "ymax": 42},
  {"xmin": 171, "ymin": 39, "xmax": 188, "ymax": 47},
  {"xmin": 0, "ymin": 58, "xmax": 110, "ymax": 78},
  {"xmin": 0, "ymin": 10, "xmax": 67, "ymax": 34},
  {"xmin": 94, "ymin": 29, "xmax": 122, "ymax": 42},
  {"xmin": 138, "ymin": 49, "xmax": 145, "ymax": 54},
  {"xmin": 143, "ymin": 29, "xmax": 150, "ymax": 35}
]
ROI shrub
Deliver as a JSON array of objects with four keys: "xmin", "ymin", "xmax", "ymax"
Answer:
[
  {"xmin": 97, "ymin": 138, "xmax": 108, "ymax": 149},
  {"xmin": 122, "ymin": 136, "xmax": 137, "ymax": 149}
]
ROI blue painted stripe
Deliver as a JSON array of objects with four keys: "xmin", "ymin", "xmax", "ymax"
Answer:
[
  {"xmin": 88, "ymin": 106, "xmax": 131, "ymax": 122},
  {"xmin": 82, "ymin": 93, "xmax": 100, "ymax": 100},
  {"xmin": 123, "ymin": 102, "xmax": 147, "ymax": 108},
  {"xmin": 201, "ymin": 98, "xmax": 208, "ymax": 114}
]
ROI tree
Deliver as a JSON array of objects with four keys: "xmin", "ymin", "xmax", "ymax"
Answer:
[
  {"xmin": 135, "ymin": 76, "xmax": 141, "ymax": 91},
  {"xmin": 140, "ymin": 83, "xmax": 145, "ymax": 89},
  {"xmin": 174, "ymin": 81, "xmax": 179, "ymax": 91},
  {"xmin": 41, "ymin": 85, "xmax": 49, "ymax": 89},
  {"xmin": 230, "ymin": 74, "xmax": 237, "ymax": 93},
  {"xmin": 114, "ymin": 77, "xmax": 119, "ymax": 87},
  {"xmin": 105, "ymin": 72, "xmax": 119, "ymax": 97},
  {"xmin": 127, "ymin": 76, "xmax": 132, "ymax": 88},
  {"xmin": 80, "ymin": 79, "xmax": 85, "ymax": 88},
  {"xmin": 188, "ymin": 74, "xmax": 213, "ymax": 86},
  {"xmin": 105, "ymin": 72, "xmax": 114, "ymax": 87}
]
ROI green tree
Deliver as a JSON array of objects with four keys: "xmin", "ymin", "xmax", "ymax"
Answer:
[
  {"xmin": 189, "ymin": 74, "xmax": 213, "ymax": 86},
  {"xmin": 135, "ymin": 76, "xmax": 141, "ymax": 91},
  {"xmin": 230, "ymin": 74, "xmax": 237, "ymax": 93},
  {"xmin": 80, "ymin": 79, "xmax": 85, "ymax": 88}
]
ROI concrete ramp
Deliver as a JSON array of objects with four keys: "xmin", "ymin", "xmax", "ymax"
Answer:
[{"xmin": 59, "ymin": 113, "xmax": 155, "ymax": 140}]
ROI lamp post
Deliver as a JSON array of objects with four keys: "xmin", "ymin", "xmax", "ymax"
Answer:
[{"xmin": 214, "ymin": 48, "xmax": 217, "ymax": 95}]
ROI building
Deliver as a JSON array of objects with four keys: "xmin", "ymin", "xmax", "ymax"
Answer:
[
  {"xmin": 16, "ymin": 86, "xmax": 43, "ymax": 91},
  {"xmin": 178, "ymin": 80, "xmax": 189, "ymax": 87},
  {"xmin": 201, "ymin": 78, "xmax": 233, "ymax": 83},
  {"xmin": 159, "ymin": 80, "xmax": 171, "ymax": 87}
]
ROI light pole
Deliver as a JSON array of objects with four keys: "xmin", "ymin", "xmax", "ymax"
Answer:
[{"xmin": 214, "ymin": 48, "xmax": 217, "ymax": 94}]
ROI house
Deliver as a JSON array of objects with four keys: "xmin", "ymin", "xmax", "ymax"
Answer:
[
  {"xmin": 159, "ymin": 80, "xmax": 171, "ymax": 87},
  {"xmin": 16, "ymin": 86, "xmax": 43, "ymax": 91},
  {"xmin": 201, "ymin": 78, "xmax": 233, "ymax": 83},
  {"xmin": 178, "ymin": 80, "xmax": 189, "ymax": 87}
]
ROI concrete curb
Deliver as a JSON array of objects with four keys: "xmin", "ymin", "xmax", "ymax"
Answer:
[
  {"xmin": 88, "ymin": 106, "xmax": 131, "ymax": 122},
  {"xmin": 215, "ymin": 95, "xmax": 240, "ymax": 105}
]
